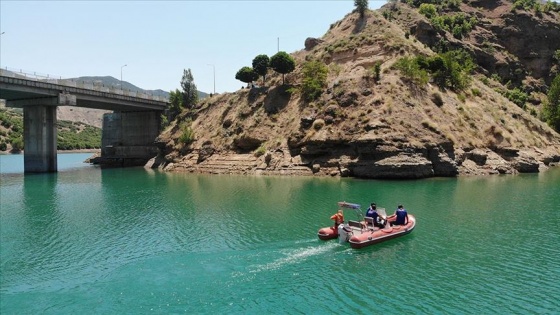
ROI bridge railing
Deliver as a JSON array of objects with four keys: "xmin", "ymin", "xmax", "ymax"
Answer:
[{"xmin": 0, "ymin": 67, "xmax": 170, "ymax": 103}]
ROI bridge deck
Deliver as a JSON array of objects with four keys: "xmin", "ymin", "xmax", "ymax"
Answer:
[{"xmin": 0, "ymin": 73, "xmax": 169, "ymax": 111}]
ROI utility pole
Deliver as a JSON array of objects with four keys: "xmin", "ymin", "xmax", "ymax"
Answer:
[{"xmin": 120, "ymin": 64, "xmax": 127, "ymax": 89}]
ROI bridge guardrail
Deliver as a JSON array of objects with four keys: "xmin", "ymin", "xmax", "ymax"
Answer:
[{"xmin": 0, "ymin": 67, "xmax": 169, "ymax": 103}]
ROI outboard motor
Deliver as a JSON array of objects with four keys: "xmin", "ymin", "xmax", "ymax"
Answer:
[{"xmin": 337, "ymin": 224, "xmax": 350, "ymax": 244}]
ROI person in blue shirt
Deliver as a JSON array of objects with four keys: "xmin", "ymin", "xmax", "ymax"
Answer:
[
  {"xmin": 365, "ymin": 203, "xmax": 385, "ymax": 228},
  {"xmin": 388, "ymin": 204, "xmax": 409, "ymax": 226}
]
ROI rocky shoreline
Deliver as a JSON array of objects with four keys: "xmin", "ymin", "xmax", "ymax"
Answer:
[{"xmin": 149, "ymin": 142, "xmax": 560, "ymax": 178}]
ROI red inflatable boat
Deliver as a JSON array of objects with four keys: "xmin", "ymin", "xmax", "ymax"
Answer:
[{"xmin": 317, "ymin": 202, "xmax": 416, "ymax": 249}]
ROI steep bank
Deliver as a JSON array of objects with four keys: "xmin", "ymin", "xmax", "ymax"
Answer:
[{"xmin": 153, "ymin": 1, "xmax": 560, "ymax": 178}]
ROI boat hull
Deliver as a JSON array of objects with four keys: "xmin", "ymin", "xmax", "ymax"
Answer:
[
  {"xmin": 317, "ymin": 226, "xmax": 338, "ymax": 240},
  {"xmin": 348, "ymin": 215, "xmax": 416, "ymax": 249}
]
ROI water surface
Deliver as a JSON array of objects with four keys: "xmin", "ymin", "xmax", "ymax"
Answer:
[{"xmin": 1, "ymin": 154, "xmax": 559, "ymax": 314}]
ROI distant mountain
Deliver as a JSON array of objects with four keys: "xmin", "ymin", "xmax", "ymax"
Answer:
[{"xmin": 72, "ymin": 76, "xmax": 208, "ymax": 100}]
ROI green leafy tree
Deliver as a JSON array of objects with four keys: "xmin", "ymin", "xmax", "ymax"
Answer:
[
  {"xmin": 270, "ymin": 51, "xmax": 296, "ymax": 85},
  {"xmin": 235, "ymin": 67, "xmax": 259, "ymax": 85},
  {"xmin": 301, "ymin": 60, "xmax": 328, "ymax": 101},
  {"xmin": 180, "ymin": 68, "xmax": 198, "ymax": 109},
  {"xmin": 544, "ymin": 74, "xmax": 560, "ymax": 132},
  {"xmin": 355, "ymin": 0, "xmax": 368, "ymax": 18},
  {"xmin": 167, "ymin": 89, "xmax": 184, "ymax": 122},
  {"xmin": 252, "ymin": 54, "xmax": 270, "ymax": 86},
  {"xmin": 440, "ymin": 50, "xmax": 474, "ymax": 91}
]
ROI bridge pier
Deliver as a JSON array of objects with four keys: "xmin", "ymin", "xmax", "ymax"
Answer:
[
  {"xmin": 23, "ymin": 105, "xmax": 58, "ymax": 173},
  {"xmin": 95, "ymin": 111, "xmax": 161, "ymax": 167}
]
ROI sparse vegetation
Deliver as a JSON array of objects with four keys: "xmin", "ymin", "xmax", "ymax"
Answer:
[{"xmin": 504, "ymin": 87, "xmax": 529, "ymax": 108}]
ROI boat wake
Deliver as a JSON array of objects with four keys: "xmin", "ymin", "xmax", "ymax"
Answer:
[{"xmin": 248, "ymin": 241, "xmax": 339, "ymax": 273}]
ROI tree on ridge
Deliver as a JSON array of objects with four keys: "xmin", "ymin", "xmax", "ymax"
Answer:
[
  {"xmin": 235, "ymin": 67, "xmax": 259, "ymax": 86},
  {"xmin": 270, "ymin": 51, "xmax": 295, "ymax": 85},
  {"xmin": 252, "ymin": 54, "xmax": 270, "ymax": 86},
  {"xmin": 355, "ymin": 0, "xmax": 368, "ymax": 18},
  {"xmin": 181, "ymin": 68, "xmax": 198, "ymax": 109}
]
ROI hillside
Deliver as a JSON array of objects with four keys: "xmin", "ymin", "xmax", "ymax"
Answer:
[
  {"xmin": 154, "ymin": 0, "xmax": 560, "ymax": 178},
  {"xmin": 0, "ymin": 108, "xmax": 101, "ymax": 152}
]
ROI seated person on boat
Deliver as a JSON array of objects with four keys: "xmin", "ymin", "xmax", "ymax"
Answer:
[
  {"xmin": 365, "ymin": 203, "xmax": 386, "ymax": 228},
  {"xmin": 388, "ymin": 204, "xmax": 409, "ymax": 226},
  {"xmin": 330, "ymin": 209, "xmax": 344, "ymax": 228}
]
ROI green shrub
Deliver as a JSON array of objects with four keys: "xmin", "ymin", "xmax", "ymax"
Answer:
[
  {"xmin": 301, "ymin": 60, "xmax": 328, "ymax": 102},
  {"xmin": 398, "ymin": 49, "xmax": 473, "ymax": 91},
  {"xmin": 419, "ymin": 3, "xmax": 437, "ymax": 18},
  {"xmin": 254, "ymin": 144, "xmax": 266, "ymax": 157},
  {"xmin": 504, "ymin": 88, "xmax": 528, "ymax": 108},
  {"xmin": 179, "ymin": 123, "xmax": 195, "ymax": 144},
  {"xmin": 11, "ymin": 137, "xmax": 23, "ymax": 151},
  {"xmin": 394, "ymin": 56, "xmax": 429, "ymax": 86},
  {"xmin": 373, "ymin": 61, "xmax": 382, "ymax": 82},
  {"xmin": 471, "ymin": 88, "xmax": 482, "ymax": 97}
]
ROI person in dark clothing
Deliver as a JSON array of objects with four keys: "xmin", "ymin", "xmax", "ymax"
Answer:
[
  {"xmin": 365, "ymin": 202, "xmax": 385, "ymax": 228},
  {"xmin": 388, "ymin": 204, "xmax": 409, "ymax": 226}
]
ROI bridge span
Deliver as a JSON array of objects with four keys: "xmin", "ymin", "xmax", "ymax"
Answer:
[{"xmin": 0, "ymin": 69, "xmax": 170, "ymax": 173}]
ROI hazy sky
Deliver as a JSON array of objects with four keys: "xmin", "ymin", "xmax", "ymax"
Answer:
[{"xmin": 0, "ymin": 1, "xmax": 387, "ymax": 94}]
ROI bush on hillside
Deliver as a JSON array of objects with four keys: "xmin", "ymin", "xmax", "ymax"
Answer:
[
  {"xmin": 178, "ymin": 122, "xmax": 195, "ymax": 145},
  {"xmin": 301, "ymin": 60, "xmax": 328, "ymax": 102},
  {"xmin": 543, "ymin": 74, "xmax": 560, "ymax": 132},
  {"xmin": 394, "ymin": 56, "xmax": 429, "ymax": 86}
]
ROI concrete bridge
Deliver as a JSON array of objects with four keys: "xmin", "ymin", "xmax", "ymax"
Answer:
[{"xmin": 0, "ymin": 69, "xmax": 170, "ymax": 173}]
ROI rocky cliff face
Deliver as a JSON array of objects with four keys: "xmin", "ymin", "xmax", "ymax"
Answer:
[{"xmin": 153, "ymin": 0, "xmax": 560, "ymax": 179}]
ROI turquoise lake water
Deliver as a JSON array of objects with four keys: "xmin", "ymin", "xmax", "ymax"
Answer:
[{"xmin": 1, "ymin": 153, "xmax": 559, "ymax": 314}]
